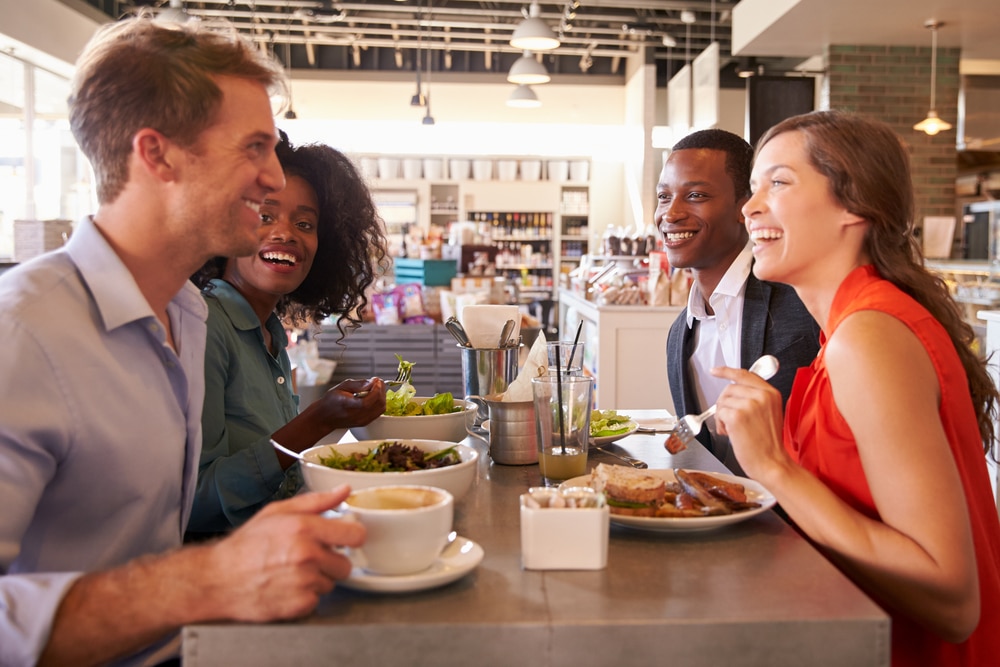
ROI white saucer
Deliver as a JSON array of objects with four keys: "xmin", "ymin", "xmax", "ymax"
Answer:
[{"xmin": 338, "ymin": 535, "xmax": 484, "ymax": 593}]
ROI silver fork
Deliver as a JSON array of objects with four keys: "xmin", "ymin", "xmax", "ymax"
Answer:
[
  {"xmin": 352, "ymin": 364, "xmax": 411, "ymax": 398},
  {"xmin": 670, "ymin": 354, "xmax": 780, "ymax": 451}
]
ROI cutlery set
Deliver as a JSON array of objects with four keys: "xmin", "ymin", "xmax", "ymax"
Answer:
[
  {"xmin": 445, "ymin": 316, "xmax": 520, "ymax": 349},
  {"xmin": 669, "ymin": 355, "xmax": 780, "ymax": 452}
]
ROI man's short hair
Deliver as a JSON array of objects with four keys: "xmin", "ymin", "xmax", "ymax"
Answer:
[
  {"xmin": 69, "ymin": 14, "xmax": 287, "ymax": 204},
  {"xmin": 671, "ymin": 129, "xmax": 754, "ymax": 200}
]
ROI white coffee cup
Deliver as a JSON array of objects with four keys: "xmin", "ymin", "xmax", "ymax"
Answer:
[{"xmin": 340, "ymin": 485, "xmax": 454, "ymax": 576}]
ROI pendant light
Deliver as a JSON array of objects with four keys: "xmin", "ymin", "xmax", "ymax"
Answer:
[
  {"xmin": 410, "ymin": 0, "xmax": 426, "ymax": 106},
  {"xmin": 510, "ymin": 1, "xmax": 560, "ymax": 52},
  {"xmin": 282, "ymin": 5, "xmax": 297, "ymax": 119},
  {"xmin": 507, "ymin": 51, "xmax": 550, "ymax": 85},
  {"xmin": 157, "ymin": 0, "xmax": 192, "ymax": 23},
  {"xmin": 913, "ymin": 20, "xmax": 953, "ymax": 136},
  {"xmin": 507, "ymin": 84, "xmax": 541, "ymax": 108},
  {"xmin": 421, "ymin": 0, "xmax": 435, "ymax": 125}
]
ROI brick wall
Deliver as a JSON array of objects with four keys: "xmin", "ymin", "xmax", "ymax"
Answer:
[{"xmin": 823, "ymin": 43, "xmax": 961, "ymax": 237}]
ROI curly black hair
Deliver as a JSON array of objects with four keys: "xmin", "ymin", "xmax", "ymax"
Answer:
[{"xmin": 193, "ymin": 132, "xmax": 389, "ymax": 339}]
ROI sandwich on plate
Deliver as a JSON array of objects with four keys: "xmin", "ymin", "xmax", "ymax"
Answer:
[
  {"xmin": 589, "ymin": 463, "xmax": 762, "ymax": 518},
  {"xmin": 589, "ymin": 463, "xmax": 665, "ymax": 517}
]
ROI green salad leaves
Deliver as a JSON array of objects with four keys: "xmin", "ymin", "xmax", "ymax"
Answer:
[
  {"xmin": 318, "ymin": 441, "xmax": 460, "ymax": 471},
  {"xmin": 384, "ymin": 355, "xmax": 462, "ymax": 416},
  {"xmin": 590, "ymin": 409, "xmax": 634, "ymax": 437}
]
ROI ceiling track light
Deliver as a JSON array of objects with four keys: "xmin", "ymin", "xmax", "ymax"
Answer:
[
  {"xmin": 507, "ymin": 51, "xmax": 550, "ymax": 85},
  {"xmin": 913, "ymin": 19, "xmax": 953, "ymax": 136},
  {"xmin": 510, "ymin": 1, "xmax": 560, "ymax": 52}
]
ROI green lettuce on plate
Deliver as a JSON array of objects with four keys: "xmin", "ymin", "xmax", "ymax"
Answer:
[
  {"xmin": 590, "ymin": 409, "xmax": 634, "ymax": 437},
  {"xmin": 383, "ymin": 356, "xmax": 461, "ymax": 416}
]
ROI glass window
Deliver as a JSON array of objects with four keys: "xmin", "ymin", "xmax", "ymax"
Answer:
[
  {"xmin": 0, "ymin": 51, "xmax": 95, "ymax": 262},
  {"xmin": 33, "ymin": 68, "xmax": 93, "ymax": 223},
  {"xmin": 0, "ymin": 51, "xmax": 26, "ymax": 260}
]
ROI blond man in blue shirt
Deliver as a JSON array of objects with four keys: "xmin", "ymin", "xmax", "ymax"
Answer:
[{"xmin": 0, "ymin": 15, "xmax": 364, "ymax": 667}]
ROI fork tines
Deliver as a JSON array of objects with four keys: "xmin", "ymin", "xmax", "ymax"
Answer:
[{"xmin": 664, "ymin": 421, "xmax": 694, "ymax": 454}]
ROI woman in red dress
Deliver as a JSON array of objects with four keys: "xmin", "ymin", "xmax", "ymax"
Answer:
[{"xmin": 713, "ymin": 110, "xmax": 1000, "ymax": 666}]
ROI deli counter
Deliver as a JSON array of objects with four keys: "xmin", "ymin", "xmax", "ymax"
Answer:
[{"xmin": 558, "ymin": 288, "xmax": 681, "ymax": 410}]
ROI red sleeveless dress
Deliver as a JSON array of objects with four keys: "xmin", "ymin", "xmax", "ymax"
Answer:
[{"xmin": 784, "ymin": 265, "xmax": 1000, "ymax": 666}]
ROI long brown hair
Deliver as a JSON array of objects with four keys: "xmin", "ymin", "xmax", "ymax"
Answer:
[{"xmin": 758, "ymin": 110, "xmax": 998, "ymax": 452}]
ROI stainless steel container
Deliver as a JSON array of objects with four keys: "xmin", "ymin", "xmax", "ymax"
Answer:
[
  {"xmin": 465, "ymin": 394, "xmax": 538, "ymax": 465},
  {"xmin": 460, "ymin": 346, "xmax": 519, "ymax": 398}
]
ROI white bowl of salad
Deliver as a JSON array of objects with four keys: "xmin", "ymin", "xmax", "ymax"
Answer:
[
  {"xmin": 300, "ymin": 439, "xmax": 478, "ymax": 500},
  {"xmin": 349, "ymin": 390, "xmax": 478, "ymax": 443}
]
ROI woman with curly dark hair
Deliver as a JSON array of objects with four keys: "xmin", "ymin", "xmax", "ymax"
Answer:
[
  {"xmin": 187, "ymin": 133, "xmax": 389, "ymax": 533},
  {"xmin": 712, "ymin": 110, "xmax": 1000, "ymax": 666}
]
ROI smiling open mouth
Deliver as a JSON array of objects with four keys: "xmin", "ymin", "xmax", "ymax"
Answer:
[{"xmin": 261, "ymin": 251, "xmax": 298, "ymax": 267}]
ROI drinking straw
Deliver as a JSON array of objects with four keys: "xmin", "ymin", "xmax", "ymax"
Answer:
[
  {"xmin": 555, "ymin": 348, "xmax": 566, "ymax": 454},
  {"xmin": 566, "ymin": 320, "xmax": 584, "ymax": 376}
]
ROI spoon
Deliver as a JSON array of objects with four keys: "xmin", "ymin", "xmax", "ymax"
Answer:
[
  {"xmin": 669, "ymin": 354, "xmax": 780, "ymax": 452},
  {"xmin": 746, "ymin": 353, "xmax": 780, "ymax": 380},
  {"xmin": 498, "ymin": 319, "xmax": 515, "ymax": 348},
  {"xmin": 445, "ymin": 317, "xmax": 471, "ymax": 348},
  {"xmin": 270, "ymin": 438, "xmax": 306, "ymax": 463}
]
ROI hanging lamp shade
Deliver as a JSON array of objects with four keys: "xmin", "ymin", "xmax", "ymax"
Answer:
[
  {"xmin": 913, "ymin": 20, "xmax": 953, "ymax": 136},
  {"xmin": 507, "ymin": 52, "xmax": 550, "ymax": 85},
  {"xmin": 507, "ymin": 84, "xmax": 541, "ymax": 108},
  {"xmin": 510, "ymin": 1, "xmax": 560, "ymax": 52},
  {"xmin": 914, "ymin": 110, "xmax": 951, "ymax": 136},
  {"xmin": 157, "ymin": 0, "xmax": 192, "ymax": 22}
]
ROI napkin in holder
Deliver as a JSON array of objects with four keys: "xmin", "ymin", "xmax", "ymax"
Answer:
[
  {"xmin": 520, "ymin": 486, "xmax": 609, "ymax": 570},
  {"xmin": 502, "ymin": 331, "xmax": 547, "ymax": 402}
]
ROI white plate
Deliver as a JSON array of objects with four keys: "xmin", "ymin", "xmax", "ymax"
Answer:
[
  {"xmin": 634, "ymin": 416, "xmax": 678, "ymax": 433},
  {"xmin": 590, "ymin": 420, "xmax": 638, "ymax": 446},
  {"xmin": 560, "ymin": 469, "xmax": 776, "ymax": 533},
  {"xmin": 339, "ymin": 535, "xmax": 484, "ymax": 593}
]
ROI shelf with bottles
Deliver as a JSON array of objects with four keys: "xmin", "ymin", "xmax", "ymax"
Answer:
[
  {"xmin": 494, "ymin": 240, "xmax": 553, "ymax": 270},
  {"xmin": 501, "ymin": 267, "xmax": 555, "ymax": 294},
  {"xmin": 560, "ymin": 214, "xmax": 589, "ymax": 263},
  {"xmin": 468, "ymin": 210, "xmax": 554, "ymax": 241},
  {"xmin": 429, "ymin": 183, "xmax": 460, "ymax": 217}
]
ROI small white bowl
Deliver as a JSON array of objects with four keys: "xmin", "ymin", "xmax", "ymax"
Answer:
[
  {"xmin": 350, "ymin": 398, "xmax": 477, "ymax": 443},
  {"xmin": 300, "ymin": 439, "xmax": 478, "ymax": 500}
]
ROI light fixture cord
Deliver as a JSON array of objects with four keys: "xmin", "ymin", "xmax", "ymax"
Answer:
[
  {"xmin": 710, "ymin": 0, "xmax": 715, "ymax": 45},
  {"xmin": 928, "ymin": 24, "xmax": 938, "ymax": 110},
  {"xmin": 285, "ymin": 2, "xmax": 293, "ymax": 109}
]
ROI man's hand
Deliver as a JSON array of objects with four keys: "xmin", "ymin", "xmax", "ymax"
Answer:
[{"xmin": 198, "ymin": 486, "xmax": 365, "ymax": 621}]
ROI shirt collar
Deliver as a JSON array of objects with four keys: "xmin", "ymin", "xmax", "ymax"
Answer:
[
  {"xmin": 66, "ymin": 216, "xmax": 205, "ymax": 331},
  {"xmin": 205, "ymin": 279, "xmax": 262, "ymax": 332},
  {"xmin": 685, "ymin": 241, "xmax": 754, "ymax": 328},
  {"xmin": 205, "ymin": 278, "xmax": 287, "ymax": 349}
]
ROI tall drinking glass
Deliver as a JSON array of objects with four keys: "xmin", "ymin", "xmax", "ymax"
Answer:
[
  {"xmin": 531, "ymin": 375, "xmax": 593, "ymax": 485},
  {"xmin": 546, "ymin": 341, "xmax": 585, "ymax": 376}
]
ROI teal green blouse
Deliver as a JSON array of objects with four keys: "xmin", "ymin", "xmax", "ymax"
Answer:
[{"xmin": 188, "ymin": 279, "xmax": 301, "ymax": 533}]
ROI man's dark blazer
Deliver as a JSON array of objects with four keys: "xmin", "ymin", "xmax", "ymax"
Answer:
[{"xmin": 666, "ymin": 270, "xmax": 821, "ymax": 461}]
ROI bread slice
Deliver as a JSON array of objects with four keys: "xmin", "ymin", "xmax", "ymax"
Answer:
[{"xmin": 591, "ymin": 463, "xmax": 666, "ymax": 516}]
